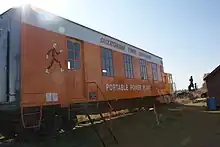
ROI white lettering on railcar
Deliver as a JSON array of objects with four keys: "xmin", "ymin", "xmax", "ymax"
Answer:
[
  {"xmin": 106, "ymin": 84, "xmax": 129, "ymax": 91},
  {"xmin": 106, "ymin": 84, "xmax": 151, "ymax": 91}
]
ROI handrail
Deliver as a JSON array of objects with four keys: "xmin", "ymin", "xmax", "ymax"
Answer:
[
  {"xmin": 86, "ymin": 82, "xmax": 118, "ymax": 144},
  {"xmin": 85, "ymin": 81, "xmax": 113, "ymax": 111}
]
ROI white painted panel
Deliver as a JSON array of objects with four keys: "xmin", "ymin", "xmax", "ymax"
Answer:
[{"xmin": 21, "ymin": 5, "xmax": 163, "ymax": 65}]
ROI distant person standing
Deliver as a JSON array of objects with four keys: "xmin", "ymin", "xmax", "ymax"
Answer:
[
  {"xmin": 189, "ymin": 76, "xmax": 194, "ymax": 91},
  {"xmin": 194, "ymin": 83, "xmax": 197, "ymax": 90}
]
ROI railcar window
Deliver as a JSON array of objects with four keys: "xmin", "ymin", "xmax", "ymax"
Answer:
[
  {"xmin": 67, "ymin": 40, "xmax": 80, "ymax": 69},
  {"xmin": 140, "ymin": 59, "xmax": 147, "ymax": 80},
  {"xmin": 124, "ymin": 54, "xmax": 133, "ymax": 78},
  {"xmin": 101, "ymin": 47, "xmax": 114, "ymax": 76},
  {"xmin": 152, "ymin": 63, "xmax": 158, "ymax": 80},
  {"xmin": 160, "ymin": 66, "xmax": 164, "ymax": 82}
]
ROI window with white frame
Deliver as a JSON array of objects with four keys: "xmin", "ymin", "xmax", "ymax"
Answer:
[
  {"xmin": 152, "ymin": 63, "xmax": 158, "ymax": 80},
  {"xmin": 67, "ymin": 40, "xmax": 80, "ymax": 69},
  {"xmin": 101, "ymin": 47, "xmax": 114, "ymax": 76},
  {"xmin": 124, "ymin": 54, "xmax": 133, "ymax": 78},
  {"xmin": 140, "ymin": 59, "xmax": 147, "ymax": 80}
]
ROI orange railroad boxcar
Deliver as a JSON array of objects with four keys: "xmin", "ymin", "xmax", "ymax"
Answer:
[{"xmin": 0, "ymin": 5, "xmax": 169, "ymax": 136}]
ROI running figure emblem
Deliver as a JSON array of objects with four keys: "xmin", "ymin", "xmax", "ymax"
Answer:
[{"xmin": 45, "ymin": 41, "xmax": 64, "ymax": 74}]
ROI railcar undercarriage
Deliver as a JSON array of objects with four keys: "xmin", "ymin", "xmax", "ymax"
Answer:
[{"xmin": 0, "ymin": 96, "xmax": 162, "ymax": 142}]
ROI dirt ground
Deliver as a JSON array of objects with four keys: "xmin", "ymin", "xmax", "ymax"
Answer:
[{"xmin": 7, "ymin": 99, "xmax": 220, "ymax": 147}]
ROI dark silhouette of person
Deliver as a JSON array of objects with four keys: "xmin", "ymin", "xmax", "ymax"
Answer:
[
  {"xmin": 189, "ymin": 76, "xmax": 194, "ymax": 91},
  {"xmin": 45, "ymin": 41, "xmax": 64, "ymax": 74},
  {"xmin": 194, "ymin": 83, "xmax": 197, "ymax": 90},
  {"xmin": 188, "ymin": 85, "xmax": 191, "ymax": 91}
]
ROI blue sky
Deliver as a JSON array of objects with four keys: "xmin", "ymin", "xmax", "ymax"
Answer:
[{"xmin": 1, "ymin": 0, "xmax": 220, "ymax": 90}]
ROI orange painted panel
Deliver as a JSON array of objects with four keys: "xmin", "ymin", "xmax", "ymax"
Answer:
[
  {"xmin": 83, "ymin": 42, "xmax": 103, "ymax": 101},
  {"xmin": 65, "ymin": 38, "xmax": 85, "ymax": 101},
  {"xmin": 147, "ymin": 62, "xmax": 166, "ymax": 96},
  {"xmin": 100, "ymin": 53, "xmax": 153, "ymax": 100},
  {"xmin": 21, "ymin": 24, "xmax": 85, "ymax": 106},
  {"xmin": 157, "ymin": 65, "xmax": 162, "ymax": 82},
  {"xmin": 82, "ymin": 43, "xmax": 154, "ymax": 100},
  {"xmin": 163, "ymin": 73, "xmax": 170, "ymax": 94},
  {"xmin": 20, "ymin": 24, "xmax": 166, "ymax": 107}
]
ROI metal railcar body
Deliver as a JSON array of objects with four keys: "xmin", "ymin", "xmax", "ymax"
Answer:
[{"xmin": 0, "ymin": 5, "xmax": 168, "ymax": 136}]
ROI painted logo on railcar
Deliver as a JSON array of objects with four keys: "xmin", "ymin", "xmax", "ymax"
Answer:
[{"xmin": 45, "ymin": 41, "xmax": 64, "ymax": 74}]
